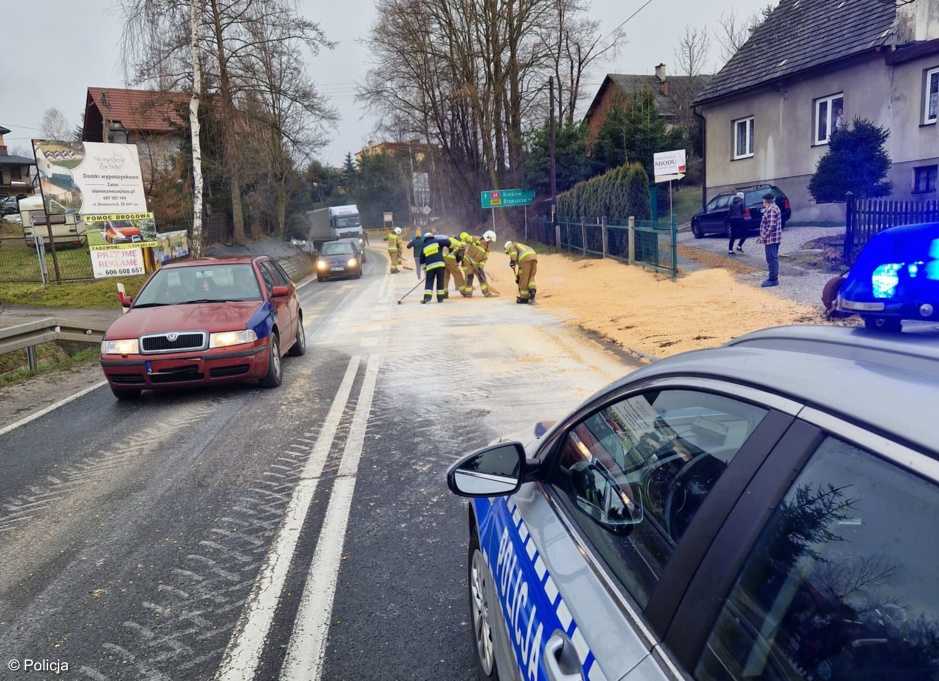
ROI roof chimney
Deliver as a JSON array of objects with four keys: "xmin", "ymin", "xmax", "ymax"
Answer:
[{"xmin": 655, "ymin": 63, "xmax": 667, "ymax": 82}]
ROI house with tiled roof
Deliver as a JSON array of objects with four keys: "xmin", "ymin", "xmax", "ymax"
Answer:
[
  {"xmin": 81, "ymin": 87, "xmax": 190, "ymax": 186},
  {"xmin": 695, "ymin": 0, "xmax": 939, "ymax": 222},
  {"xmin": 0, "ymin": 125, "xmax": 36, "ymax": 197},
  {"xmin": 584, "ymin": 65, "xmax": 710, "ymax": 145}
]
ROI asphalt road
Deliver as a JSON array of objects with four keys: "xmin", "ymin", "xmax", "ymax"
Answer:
[{"xmin": 0, "ymin": 251, "xmax": 632, "ymax": 681}]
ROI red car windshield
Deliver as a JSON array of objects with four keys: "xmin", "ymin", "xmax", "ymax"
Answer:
[{"xmin": 134, "ymin": 264, "xmax": 262, "ymax": 307}]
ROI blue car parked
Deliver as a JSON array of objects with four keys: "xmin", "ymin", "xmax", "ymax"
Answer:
[
  {"xmin": 837, "ymin": 221, "xmax": 939, "ymax": 332},
  {"xmin": 448, "ymin": 325, "xmax": 939, "ymax": 681}
]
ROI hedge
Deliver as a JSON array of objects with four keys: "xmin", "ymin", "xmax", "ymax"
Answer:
[{"xmin": 555, "ymin": 162, "xmax": 651, "ymax": 223}]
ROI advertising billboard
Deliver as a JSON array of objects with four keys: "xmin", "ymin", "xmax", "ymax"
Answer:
[{"xmin": 32, "ymin": 140, "xmax": 148, "ymax": 216}]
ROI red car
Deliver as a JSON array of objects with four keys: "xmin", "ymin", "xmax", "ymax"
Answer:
[
  {"xmin": 100, "ymin": 257, "xmax": 305, "ymax": 399},
  {"xmin": 103, "ymin": 221, "xmax": 143, "ymax": 244}
]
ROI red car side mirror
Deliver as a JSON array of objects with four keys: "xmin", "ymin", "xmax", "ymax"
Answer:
[
  {"xmin": 271, "ymin": 285, "xmax": 290, "ymax": 298},
  {"xmin": 117, "ymin": 292, "xmax": 133, "ymax": 307}
]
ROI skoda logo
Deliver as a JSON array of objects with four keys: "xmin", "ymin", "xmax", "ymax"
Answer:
[{"xmin": 166, "ymin": 333, "xmax": 179, "ymax": 342}]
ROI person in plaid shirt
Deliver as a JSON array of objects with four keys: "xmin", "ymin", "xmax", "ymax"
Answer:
[{"xmin": 758, "ymin": 193, "xmax": 782, "ymax": 287}]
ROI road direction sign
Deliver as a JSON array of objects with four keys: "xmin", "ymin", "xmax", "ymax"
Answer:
[
  {"xmin": 653, "ymin": 149, "xmax": 687, "ymax": 183},
  {"xmin": 480, "ymin": 188, "xmax": 535, "ymax": 209}
]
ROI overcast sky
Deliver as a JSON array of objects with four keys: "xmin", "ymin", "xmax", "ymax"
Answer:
[{"xmin": 1, "ymin": 0, "xmax": 772, "ymax": 165}]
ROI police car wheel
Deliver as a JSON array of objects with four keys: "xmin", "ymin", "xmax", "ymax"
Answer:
[{"xmin": 469, "ymin": 543, "xmax": 497, "ymax": 678}]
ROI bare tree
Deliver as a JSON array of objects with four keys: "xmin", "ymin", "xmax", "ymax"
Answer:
[
  {"xmin": 539, "ymin": 0, "xmax": 624, "ymax": 127},
  {"xmin": 122, "ymin": 0, "xmax": 334, "ymax": 244},
  {"xmin": 189, "ymin": 0, "xmax": 204, "ymax": 256},
  {"xmin": 360, "ymin": 0, "xmax": 609, "ymax": 218},
  {"xmin": 674, "ymin": 26, "xmax": 711, "ymax": 80},
  {"xmin": 717, "ymin": 3, "xmax": 777, "ymax": 63},
  {"xmin": 40, "ymin": 108, "xmax": 71, "ymax": 140},
  {"xmin": 671, "ymin": 26, "xmax": 711, "ymax": 129}
]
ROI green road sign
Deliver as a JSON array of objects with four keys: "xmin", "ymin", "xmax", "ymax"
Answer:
[{"xmin": 480, "ymin": 188, "xmax": 535, "ymax": 209}]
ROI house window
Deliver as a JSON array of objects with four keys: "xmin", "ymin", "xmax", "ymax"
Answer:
[
  {"xmin": 925, "ymin": 67, "xmax": 939, "ymax": 124},
  {"xmin": 814, "ymin": 93, "xmax": 845, "ymax": 145},
  {"xmin": 914, "ymin": 165, "xmax": 938, "ymax": 194},
  {"xmin": 733, "ymin": 117, "xmax": 754, "ymax": 159}
]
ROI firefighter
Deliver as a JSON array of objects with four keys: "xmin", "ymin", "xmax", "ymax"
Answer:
[
  {"xmin": 441, "ymin": 233, "xmax": 467, "ymax": 298},
  {"xmin": 385, "ymin": 226, "xmax": 403, "ymax": 273},
  {"xmin": 419, "ymin": 233, "xmax": 448, "ymax": 303},
  {"xmin": 504, "ymin": 240, "xmax": 538, "ymax": 303},
  {"xmin": 460, "ymin": 230, "xmax": 497, "ymax": 297}
]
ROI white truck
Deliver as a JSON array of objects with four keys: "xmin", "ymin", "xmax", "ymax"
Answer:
[{"xmin": 304, "ymin": 205, "xmax": 363, "ymax": 247}]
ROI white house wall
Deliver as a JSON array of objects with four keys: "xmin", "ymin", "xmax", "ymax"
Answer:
[{"xmin": 702, "ymin": 52, "xmax": 939, "ymax": 222}]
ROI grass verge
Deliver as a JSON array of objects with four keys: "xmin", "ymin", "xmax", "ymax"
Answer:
[
  {"xmin": 0, "ymin": 276, "xmax": 148, "ymax": 309},
  {"xmin": 0, "ymin": 342, "xmax": 99, "ymax": 387}
]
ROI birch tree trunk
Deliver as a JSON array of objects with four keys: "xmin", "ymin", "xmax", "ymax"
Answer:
[{"xmin": 189, "ymin": 0, "xmax": 205, "ymax": 257}]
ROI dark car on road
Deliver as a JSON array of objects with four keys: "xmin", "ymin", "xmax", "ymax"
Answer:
[
  {"xmin": 447, "ymin": 325, "xmax": 939, "ymax": 681},
  {"xmin": 316, "ymin": 240, "xmax": 362, "ymax": 281},
  {"xmin": 337, "ymin": 236, "xmax": 367, "ymax": 264},
  {"xmin": 0, "ymin": 196, "xmax": 18, "ymax": 215},
  {"xmin": 691, "ymin": 185, "xmax": 791, "ymax": 238},
  {"xmin": 836, "ymin": 221, "xmax": 939, "ymax": 332},
  {"xmin": 100, "ymin": 257, "xmax": 305, "ymax": 399}
]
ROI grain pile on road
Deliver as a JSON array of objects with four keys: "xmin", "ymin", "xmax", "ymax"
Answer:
[{"xmin": 485, "ymin": 251, "xmax": 819, "ymax": 359}]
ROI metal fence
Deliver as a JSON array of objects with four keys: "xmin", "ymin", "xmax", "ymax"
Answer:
[
  {"xmin": 531, "ymin": 217, "xmax": 678, "ymax": 278},
  {"xmin": 844, "ymin": 195, "xmax": 939, "ymax": 264},
  {"xmin": 0, "ymin": 233, "xmax": 94, "ymax": 283}
]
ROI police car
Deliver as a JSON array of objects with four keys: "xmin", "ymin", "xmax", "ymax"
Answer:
[
  {"xmin": 447, "ymin": 325, "xmax": 939, "ymax": 681},
  {"xmin": 837, "ymin": 221, "xmax": 939, "ymax": 332}
]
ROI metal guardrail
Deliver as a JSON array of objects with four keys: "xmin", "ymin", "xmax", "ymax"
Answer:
[{"xmin": 0, "ymin": 317, "xmax": 107, "ymax": 373}]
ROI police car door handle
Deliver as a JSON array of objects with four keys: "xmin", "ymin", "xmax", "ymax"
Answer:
[{"xmin": 545, "ymin": 630, "xmax": 585, "ymax": 681}]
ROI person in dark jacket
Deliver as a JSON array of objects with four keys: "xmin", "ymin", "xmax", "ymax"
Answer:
[
  {"xmin": 728, "ymin": 192, "xmax": 747, "ymax": 255},
  {"xmin": 419, "ymin": 233, "xmax": 449, "ymax": 303}
]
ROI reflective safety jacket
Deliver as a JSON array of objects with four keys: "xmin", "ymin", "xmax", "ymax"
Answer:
[
  {"xmin": 420, "ymin": 235, "xmax": 448, "ymax": 271},
  {"xmin": 443, "ymin": 236, "xmax": 465, "ymax": 262},
  {"xmin": 385, "ymin": 231, "xmax": 402, "ymax": 251},
  {"xmin": 506, "ymin": 241, "xmax": 537, "ymax": 266},
  {"xmin": 463, "ymin": 237, "xmax": 488, "ymax": 268}
]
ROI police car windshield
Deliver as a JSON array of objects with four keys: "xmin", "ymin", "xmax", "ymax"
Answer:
[
  {"xmin": 322, "ymin": 242, "xmax": 353, "ymax": 255},
  {"xmin": 134, "ymin": 264, "xmax": 262, "ymax": 306}
]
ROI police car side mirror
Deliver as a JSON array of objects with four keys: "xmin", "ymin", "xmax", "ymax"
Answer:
[{"xmin": 447, "ymin": 442, "xmax": 526, "ymax": 497}]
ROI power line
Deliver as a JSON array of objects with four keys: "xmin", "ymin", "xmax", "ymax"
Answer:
[{"xmin": 602, "ymin": 0, "xmax": 656, "ymax": 42}]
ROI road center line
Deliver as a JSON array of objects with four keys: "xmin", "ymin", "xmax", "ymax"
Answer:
[
  {"xmin": 214, "ymin": 355, "xmax": 361, "ymax": 681},
  {"xmin": 280, "ymin": 353, "xmax": 383, "ymax": 681}
]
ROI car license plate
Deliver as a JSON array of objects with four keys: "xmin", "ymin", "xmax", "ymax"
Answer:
[{"xmin": 331, "ymin": 266, "xmax": 344, "ymax": 272}]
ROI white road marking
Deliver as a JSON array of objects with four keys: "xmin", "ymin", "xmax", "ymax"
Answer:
[
  {"xmin": 0, "ymin": 380, "xmax": 108, "ymax": 438},
  {"xmin": 280, "ymin": 354, "xmax": 383, "ymax": 681},
  {"xmin": 213, "ymin": 356, "xmax": 361, "ymax": 681}
]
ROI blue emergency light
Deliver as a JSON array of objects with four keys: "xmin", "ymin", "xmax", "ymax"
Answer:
[{"xmin": 838, "ymin": 221, "xmax": 939, "ymax": 329}]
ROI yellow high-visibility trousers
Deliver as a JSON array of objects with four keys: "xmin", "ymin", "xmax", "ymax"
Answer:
[
  {"xmin": 443, "ymin": 256, "xmax": 465, "ymax": 295},
  {"xmin": 389, "ymin": 249, "xmax": 401, "ymax": 273},
  {"xmin": 517, "ymin": 260, "xmax": 537, "ymax": 300}
]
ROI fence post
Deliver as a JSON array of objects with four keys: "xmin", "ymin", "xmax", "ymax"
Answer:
[
  {"xmin": 46, "ymin": 223, "xmax": 62, "ymax": 283},
  {"xmin": 25, "ymin": 345, "xmax": 39, "ymax": 374},
  {"xmin": 628, "ymin": 216, "xmax": 636, "ymax": 264},
  {"xmin": 601, "ymin": 217, "xmax": 608, "ymax": 258},
  {"xmin": 843, "ymin": 192, "xmax": 855, "ymax": 264},
  {"xmin": 580, "ymin": 220, "xmax": 587, "ymax": 255},
  {"xmin": 671, "ymin": 215, "xmax": 678, "ymax": 280},
  {"xmin": 555, "ymin": 222, "xmax": 561, "ymax": 250}
]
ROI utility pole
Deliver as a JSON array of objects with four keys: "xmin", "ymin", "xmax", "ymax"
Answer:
[
  {"xmin": 189, "ymin": 0, "xmax": 204, "ymax": 257},
  {"xmin": 548, "ymin": 76, "xmax": 557, "ymax": 216}
]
